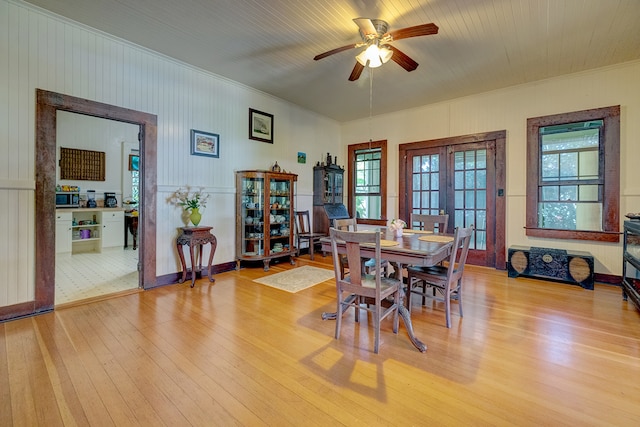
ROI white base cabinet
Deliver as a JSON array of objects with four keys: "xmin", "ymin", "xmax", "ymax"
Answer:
[
  {"xmin": 55, "ymin": 211, "xmax": 72, "ymax": 254},
  {"xmin": 56, "ymin": 208, "xmax": 125, "ymax": 254}
]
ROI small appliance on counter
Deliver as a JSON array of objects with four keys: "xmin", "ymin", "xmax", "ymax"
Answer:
[
  {"xmin": 104, "ymin": 192, "xmax": 117, "ymax": 208},
  {"xmin": 86, "ymin": 190, "xmax": 97, "ymax": 208},
  {"xmin": 55, "ymin": 191, "xmax": 80, "ymax": 208}
]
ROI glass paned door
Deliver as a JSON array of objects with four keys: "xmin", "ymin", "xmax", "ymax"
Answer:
[
  {"xmin": 406, "ymin": 141, "xmax": 497, "ymax": 267},
  {"xmin": 453, "ymin": 148, "xmax": 487, "ymax": 250},
  {"xmin": 410, "ymin": 151, "xmax": 444, "ymax": 227}
]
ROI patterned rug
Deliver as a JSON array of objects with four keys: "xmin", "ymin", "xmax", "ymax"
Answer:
[{"xmin": 253, "ymin": 266, "xmax": 335, "ymax": 293}]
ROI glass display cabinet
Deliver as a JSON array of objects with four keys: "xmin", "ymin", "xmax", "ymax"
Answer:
[
  {"xmin": 622, "ymin": 220, "xmax": 640, "ymax": 311},
  {"xmin": 236, "ymin": 170, "xmax": 297, "ymax": 271}
]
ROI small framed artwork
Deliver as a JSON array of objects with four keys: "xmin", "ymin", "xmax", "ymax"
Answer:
[
  {"xmin": 297, "ymin": 152, "xmax": 306, "ymax": 164},
  {"xmin": 190, "ymin": 129, "xmax": 220, "ymax": 158},
  {"xmin": 128, "ymin": 154, "xmax": 139, "ymax": 171},
  {"xmin": 249, "ymin": 108, "xmax": 274, "ymax": 143}
]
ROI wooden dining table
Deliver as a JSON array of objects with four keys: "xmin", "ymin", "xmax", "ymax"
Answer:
[{"xmin": 320, "ymin": 228, "xmax": 454, "ymax": 352}]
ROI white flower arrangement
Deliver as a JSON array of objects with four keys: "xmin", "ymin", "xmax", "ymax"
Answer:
[
  {"xmin": 389, "ymin": 218, "xmax": 407, "ymax": 231},
  {"xmin": 169, "ymin": 187, "xmax": 210, "ymax": 211}
]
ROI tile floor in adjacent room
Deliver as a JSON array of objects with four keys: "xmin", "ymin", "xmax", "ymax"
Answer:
[{"xmin": 55, "ymin": 248, "xmax": 139, "ymax": 305}]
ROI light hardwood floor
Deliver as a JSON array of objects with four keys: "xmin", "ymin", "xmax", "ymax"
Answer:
[{"xmin": 2, "ymin": 255, "xmax": 640, "ymax": 426}]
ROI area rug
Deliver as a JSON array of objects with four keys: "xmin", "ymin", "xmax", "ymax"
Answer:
[{"xmin": 253, "ymin": 266, "xmax": 335, "ymax": 293}]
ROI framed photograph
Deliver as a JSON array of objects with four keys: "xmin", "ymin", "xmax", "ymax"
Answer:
[
  {"xmin": 190, "ymin": 129, "xmax": 220, "ymax": 158},
  {"xmin": 297, "ymin": 152, "xmax": 306, "ymax": 164},
  {"xmin": 249, "ymin": 108, "xmax": 274, "ymax": 143}
]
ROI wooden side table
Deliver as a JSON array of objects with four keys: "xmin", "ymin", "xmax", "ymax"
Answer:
[{"xmin": 176, "ymin": 226, "xmax": 217, "ymax": 288}]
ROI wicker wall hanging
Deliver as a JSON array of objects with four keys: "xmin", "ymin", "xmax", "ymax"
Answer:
[{"xmin": 59, "ymin": 147, "xmax": 106, "ymax": 181}]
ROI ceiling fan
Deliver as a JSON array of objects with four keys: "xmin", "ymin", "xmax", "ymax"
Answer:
[{"xmin": 313, "ymin": 18, "xmax": 438, "ymax": 81}]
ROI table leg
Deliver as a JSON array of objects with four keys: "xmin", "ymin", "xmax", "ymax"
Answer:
[
  {"xmin": 177, "ymin": 242, "xmax": 187, "ymax": 284},
  {"xmin": 189, "ymin": 243, "xmax": 197, "ymax": 288},
  {"xmin": 207, "ymin": 237, "xmax": 217, "ymax": 282}
]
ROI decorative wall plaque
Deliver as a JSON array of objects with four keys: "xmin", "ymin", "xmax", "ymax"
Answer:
[{"xmin": 59, "ymin": 147, "xmax": 106, "ymax": 181}]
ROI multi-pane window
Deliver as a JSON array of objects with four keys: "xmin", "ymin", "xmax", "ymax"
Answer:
[
  {"xmin": 538, "ymin": 121, "xmax": 602, "ymax": 230},
  {"xmin": 131, "ymin": 171, "xmax": 140, "ymax": 203},
  {"xmin": 354, "ymin": 148, "xmax": 382, "ymax": 219},
  {"xmin": 348, "ymin": 140, "xmax": 387, "ymax": 225},
  {"xmin": 526, "ymin": 106, "xmax": 620, "ymax": 242}
]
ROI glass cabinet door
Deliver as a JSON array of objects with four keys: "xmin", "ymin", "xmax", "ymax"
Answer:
[
  {"xmin": 268, "ymin": 177, "xmax": 292, "ymax": 255},
  {"xmin": 241, "ymin": 175, "xmax": 265, "ymax": 256},
  {"xmin": 334, "ymin": 172, "xmax": 343, "ymax": 204}
]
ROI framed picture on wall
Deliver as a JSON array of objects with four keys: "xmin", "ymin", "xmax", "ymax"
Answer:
[
  {"xmin": 249, "ymin": 108, "xmax": 274, "ymax": 143},
  {"xmin": 190, "ymin": 129, "xmax": 220, "ymax": 158}
]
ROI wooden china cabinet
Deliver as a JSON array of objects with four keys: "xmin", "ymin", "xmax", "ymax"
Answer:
[
  {"xmin": 312, "ymin": 163, "xmax": 345, "ymax": 234},
  {"xmin": 235, "ymin": 170, "xmax": 297, "ymax": 271}
]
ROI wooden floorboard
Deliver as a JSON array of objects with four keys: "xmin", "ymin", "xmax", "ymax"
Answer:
[{"xmin": 2, "ymin": 255, "xmax": 640, "ymax": 426}]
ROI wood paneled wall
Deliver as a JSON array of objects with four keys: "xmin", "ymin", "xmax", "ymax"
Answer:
[{"xmin": 0, "ymin": 0, "xmax": 341, "ymax": 308}]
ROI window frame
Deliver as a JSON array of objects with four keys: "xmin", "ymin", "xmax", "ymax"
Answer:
[
  {"xmin": 347, "ymin": 140, "xmax": 387, "ymax": 226},
  {"xmin": 526, "ymin": 106, "xmax": 620, "ymax": 242}
]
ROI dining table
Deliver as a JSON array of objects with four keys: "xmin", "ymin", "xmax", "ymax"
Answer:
[{"xmin": 320, "ymin": 228, "xmax": 454, "ymax": 352}]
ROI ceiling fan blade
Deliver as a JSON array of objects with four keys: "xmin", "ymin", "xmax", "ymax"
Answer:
[
  {"xmin": 353, "ymin": 18, "xmax": 377, "ymax": 36},
  {"xmin": 348, "ymin": 62, "xmax": 365, "ymax": 81},
  {"xmin": 388, "ymin": 45, "xmax": 419, "ymax": 72},
  {"xmin": 388, "ymin": 23, "xmax": 439, "ymax": 40},
  {"xmin": 314, "ymin": 44, "xmax": 359, "ymax": 61}
]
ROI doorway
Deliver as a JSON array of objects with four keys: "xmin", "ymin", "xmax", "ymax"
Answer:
[
  {"xmin": 399, "ymin": 131, "xmax": 506, "ymax": 269},
  {"xmin": 33, "ymin": 89, "xmax": 158, "ymax": 315},
  {"xmin": 54, "ymin": 111, "xmax": 141, "ymax": 304}
]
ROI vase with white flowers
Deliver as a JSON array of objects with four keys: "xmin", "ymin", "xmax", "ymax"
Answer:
[
  {"xmin": 389, "ymin": 218, "xmax": 407, "ymax": 237},
  {"xmin": 170, "ymin": 187, "xmax": 210, "ymax": 226}
]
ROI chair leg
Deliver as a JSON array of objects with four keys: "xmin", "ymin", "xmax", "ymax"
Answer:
[
  {"xmin": 457, "ymin": 280, "xmax": 464, "ymax": 319},
  {"xmin": 309, "ymin": 238, "xmax": 315, "ymax": 260},
  {"xmin": 392, "ymin": 292, "xmax": 399, "ymax": 334},
  {"xmin": 373, "ymin": 300, "xmax": 381, "ymax": 354},
  {"xmin": 444, "ymin": 290, "xmax": 451, "ymax": 328},
  {"xmin": 335, "ymin": 289, "xmax": 343, "ymax": 339}
]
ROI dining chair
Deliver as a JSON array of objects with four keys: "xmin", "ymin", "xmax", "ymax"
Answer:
[
  {"xmin": 406, "ymin": 225, "xmax": 474, "ymax": 328},
  {"xmin": 293, "ymin": 210, "xmax": 326, "ymax": 260},
  {"xmin": 333, "ymin": 218, "xmax": 389, "ymax": 277},
  {"xmin": 410, "ymin": 213, "xmax": 449, "ymax": 234},
  {"xmin": 330, "ymin": 227, "xmax": 401, "ymax": 354}
]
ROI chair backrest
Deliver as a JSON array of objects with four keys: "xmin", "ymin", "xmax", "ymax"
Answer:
[
  {"xmin": 445, "ymin": 225, "xmax": 474, "ymax": 284},
  {"xmin": 411, "ymin": 213, "xmax": 449, "ymax": 234},
  {"xmin": 329, "ymin": 227, "xmax": 383, "ymax": 288},
  {"xmin": 333, "ymin": 217, "xmax": 357, "ymax": 231},
  {"xmin": 294, "ymin": 210, "xmax": 312, "ymax": 235}
]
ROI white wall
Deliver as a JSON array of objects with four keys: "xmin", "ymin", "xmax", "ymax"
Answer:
[
  {"xmin": 0, "ymin": 0, "xmax": 341, "ymax": 307},
  {"xmin": 341, "ymin": 60, "xmax": 640, "ymax": 275}
]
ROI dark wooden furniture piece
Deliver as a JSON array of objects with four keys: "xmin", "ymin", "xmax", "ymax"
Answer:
[
  {"xmin": 330, "ymin": 228, "xmax": 401, "ymax": 354},
  {"xmin": 313, "ymin": 163, "xmax": 345, "ymax": 235},
  {"xmin": 293, "ymin": 210, "xmax": 326, "ymax": 260},
  {"xmin": 124, "ymin": 213, "xmax": 138, "ymax": 250},
  {"xmin": 406, "ymin": 226, "xmax": 474, "ymax": 328},
  {"xmin": 410, "ymin": 213, "xmax": 449, "ymax": 234},
  {"xmin": 622, "ymin": 220, "xmax": 640, "ymax": 311},
  {"xmin": 236, "ymin": 170, "xmax": 297, "ymax": 271},
  {"xmin": 321, "ymin": 229, "xmax": 454, "ymax": 352},
  {"xmin": 176, "ymin": 226, "xmax": 217, "ymax": 288},
  {"xmin": 507, "ymin": 245, "xmax": 595, "ymax": 290}
]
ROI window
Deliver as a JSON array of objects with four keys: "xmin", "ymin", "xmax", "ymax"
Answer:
[
  {"xmin": 526, "ymin": 106, "xmax": 620, "ymax": 242},
  {"xmin": 347, "ymin": 140, "xmax": 387, "ymax": 225}
]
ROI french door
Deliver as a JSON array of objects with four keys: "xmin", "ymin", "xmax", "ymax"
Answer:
[{"xmin": 399, "ymin": 131, "xmax": 506, "ymax": 268}]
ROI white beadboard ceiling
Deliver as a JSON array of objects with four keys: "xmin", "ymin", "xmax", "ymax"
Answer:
[{"xmin": 23, "ymin": 0, "xmax": 640, "ymax": 122}]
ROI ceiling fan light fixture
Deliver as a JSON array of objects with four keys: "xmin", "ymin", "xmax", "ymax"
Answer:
[{"xmin": 356, "ymin": 44, "xmax": 390, "ymax": 68}]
